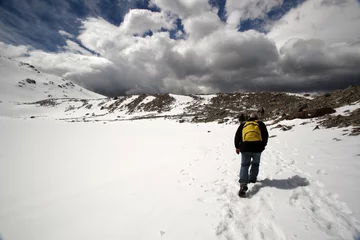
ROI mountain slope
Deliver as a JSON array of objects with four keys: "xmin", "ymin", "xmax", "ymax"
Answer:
[{"xmin": 0, "ymin": 55, "xmax": 102, "ymax": 102}]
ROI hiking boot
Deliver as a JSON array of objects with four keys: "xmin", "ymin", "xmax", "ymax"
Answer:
[
  {"xmin": 238, "ymin": 184, "xmax": 248, "ymax": 198},
  {"xmin": 249, "ymin": 179, "xmax": 256, "ymax": 183}
]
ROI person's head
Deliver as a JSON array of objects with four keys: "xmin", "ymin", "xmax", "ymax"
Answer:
[
  {"xmin": 258, "ymin": 107, "xmax": 265, "ymax": 115},
  {"xmin": 238, "ymin": 113, "xmax": 245, "ymax": 122},
  {"xmin": 249, "ymin": 112, "xmax": 259, "ymax": 120}
]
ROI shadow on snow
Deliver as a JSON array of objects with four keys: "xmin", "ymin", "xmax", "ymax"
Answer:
[{"xmin": 247, "ymin": 175, "xmax": 310, "ymax": 198}]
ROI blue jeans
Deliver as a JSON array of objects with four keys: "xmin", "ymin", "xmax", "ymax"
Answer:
[{"xmin": 239, "ymin": 152, "xmax": 262, "ymax": 184}]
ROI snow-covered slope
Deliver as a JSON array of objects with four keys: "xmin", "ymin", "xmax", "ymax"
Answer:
[
  {"xmin": 0, "ymin": 117, "xmax": 359, "ymax": 240},
  {"xmin": 0, "ymin": 55, "xmax": 102, "ymax": 102}
]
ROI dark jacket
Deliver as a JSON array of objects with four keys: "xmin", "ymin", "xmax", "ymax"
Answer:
[{"xmin": 234, "ymin": 118, "xmax": 269, "ymax": 153}]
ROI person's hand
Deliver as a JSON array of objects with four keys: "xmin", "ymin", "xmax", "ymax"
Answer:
[{"xmin": 236, "ymin": 148, "xmax": 240, "ymax": 154}]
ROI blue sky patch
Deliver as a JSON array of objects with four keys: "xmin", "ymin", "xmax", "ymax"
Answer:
[{"xmin": 239, "ymin": 0, "xmax": 305, "ymax": 33}]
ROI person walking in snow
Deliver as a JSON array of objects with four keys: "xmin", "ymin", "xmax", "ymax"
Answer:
[{"xmin": 234, "ymin": 112, "xmax": 269, "ymax": 197}]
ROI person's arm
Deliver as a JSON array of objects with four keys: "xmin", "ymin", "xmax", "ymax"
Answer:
[
  {"xmin": 234, "ymin": 124, "xmax": 243, "ymax": 149},
  {"xmin": 259, "ymin": 121, "xmax": 268, "ymax": 147}
]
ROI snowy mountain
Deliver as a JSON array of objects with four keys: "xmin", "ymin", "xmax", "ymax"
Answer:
[
  {"xmin": 0, "ymin": 57, "xmax": 360, "ymax": 240},
  {"xmin": 0, "ymin": 55, "xmax": 101, "ymax": 102},
  {"xmin": 0, "ymin": 55, "xmax": 102, "ymax": 117}
]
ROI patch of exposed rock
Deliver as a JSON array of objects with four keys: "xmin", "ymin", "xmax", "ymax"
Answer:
[
  {"xmin": 142, "ymin": 94, "xmax": 175, "ymax": 113},
  {"xmin": 126, "ymin": 94, "xmax": 147, "ymax": 113}
]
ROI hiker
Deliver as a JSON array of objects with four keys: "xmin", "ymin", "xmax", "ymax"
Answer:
[{"xmin": 234, "ymin": 112, "xmax": 269, "ymax": 197}]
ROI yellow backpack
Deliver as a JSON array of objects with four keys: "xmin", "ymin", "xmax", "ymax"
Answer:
[{"xmin": 242, "ymin": 120, "xmax": 262, "ymax": 142}]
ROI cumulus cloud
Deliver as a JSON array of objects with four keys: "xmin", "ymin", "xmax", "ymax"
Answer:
[
  {"xmin": 226, "ymin": 0, "xmax": 283, "ymax": 28},
  {"xmin": 1, "ymin": 0, "xmax": 359, "ymax": 96},
  {"xmin": 149, "ymin": 0, "xmax": 211, "ymax": 19},
  {"xmin": 267, "ymin": 0, "xmax": 360, "ymax": 48},
  {"xmin": 120, "ymin": 9, "xmax": 176, "ymax": 35},
  {"xmin": 0, "ymin": 42, "xmax": 31, "ymax": 58}
]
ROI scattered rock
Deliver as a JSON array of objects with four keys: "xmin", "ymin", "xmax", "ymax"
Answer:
[
  {"xmin": 142, "ymin": 94, "xmax": 176, "ymax": 113},
  {"xmin": 98, "ymin": 101, "xmax": 106, "ymax": 107},
  {"xmin": 271, "ymin": 124, "xmax": 283, "ymax": 130},
  {"xmin": 287, "ymin": 107, "xmax": 335, "ymax": 120},
  {"xmin": 65, "ymin": 105, "xmax": 76, "ymax": 112},
  {"xmin": 349, "ymin": 127, "xmax": 360, "ymax": 136},
  {"xmin": 25, "ymin": 78, "xmax": 36, "ymax": 84},
  {"xmin": 281, "ymin": 125, "xmax": 293, "ymax": 131},
  {"xmin": 179, "ymin": 119, "xmax": 185, "ymax": 123},
  {"xmin": 313, "ymin": 125, "xmax": 320, "ymax": 130},
  {"xmin": 333, "ymin": 138, "xmax": 341, "ymax": 141},
  {"xmin": 298, "ymin": 103, "xmax": 308, "ymax": 112},
  {"xmin": 33, "ymin": 99, "xmax": 57, "ymax": 107},
  {"xmin": 127, "ymin": 95, "xmax": 147, "ymax": 113},
  {"xmin": 30, "ymin": 116, "xmax": 35, "ymax": 119}
]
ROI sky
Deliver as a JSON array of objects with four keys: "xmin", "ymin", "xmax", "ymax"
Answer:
[{"xmin": 0, "ymin": 0, "xmax": 360, "ymax": 96}]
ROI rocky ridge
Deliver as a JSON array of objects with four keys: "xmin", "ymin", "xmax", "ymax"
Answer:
[{"xmin": 26, "ymin": 85, "xmax": 360, "ymax": 135}]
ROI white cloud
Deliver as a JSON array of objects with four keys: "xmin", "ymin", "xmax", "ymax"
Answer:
[
  {"xmin": 58, "ymin": 30, "xmax": 74, "ymax": 38},
  {"xmin": 0, "ymin": 42, "xmax": 31, "ymax": 58},
  {"xmin": 61, "ymin": 40, "xmax": 92, "ymax": 56},
  {"xmin": 182, "ymin": 11, "xmax": 223, "ymax": 40},
  {"xmin": 120, "ymin": 9, "xmax": 176, "ymax": 35},
  {"xmin": 150, "ymin": 0, "xmax": 211, "ymax": 19},
  {"xmin": 226, "ymin": 0, "xmax": 283, "ymax": 28},
  {"xmin": 267, "ymin": 0, "xmax": 360, "ymax": 48}
]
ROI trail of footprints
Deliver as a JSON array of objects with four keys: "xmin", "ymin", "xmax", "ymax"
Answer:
[
  {"xmin": 177, "ymin": 140, "xmax": 360, "ymax": 239},
  {"xmin": 214, "ymin": 143, "xmax": 360, "ymax": 239}
]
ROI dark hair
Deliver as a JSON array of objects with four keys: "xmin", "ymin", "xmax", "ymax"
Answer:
[{"xmin": 238, "ymin": 113, "xmax": 245, "ymax": 122}]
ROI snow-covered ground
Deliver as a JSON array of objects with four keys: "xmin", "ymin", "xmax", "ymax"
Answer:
[
  {"xmin": 0, "ymin": 115, "xmax": 360, "ymax": 240},
  {"xmin": 1, "ymin": 55, "xmax": 360, "ymax": 240}
]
